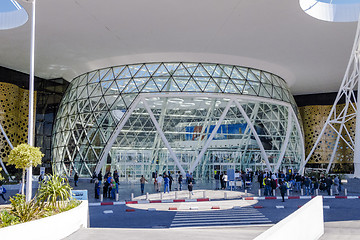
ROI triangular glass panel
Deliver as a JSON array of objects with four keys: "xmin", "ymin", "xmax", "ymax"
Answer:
[
  {"xmin": 100, "ymin": 80, "xmax": 113, "ymax": 91},
  {"xmin": 153, "ymin": 63, "xmax": 170, "ymax": 77},
  {"xmin": 173, "ymin": 64, "xmax": 191, "ymax": 77},
  {"xmin": 260, "ymin": 71, "xmax": 272, "ymax": 84},
  {"xmin": 248, "ymin": 69, "xmax": 260, "ymax": 82},
  {"xmin": 78, "ymin": 74, "xmax": 88, "ymax": 86},
  {"xmin": 162, "ymin": 78, "xmax": 181, "ymax": 92},
  {"xmin": 122, "ymin": 80, "xmax": 138, "ymax": 93},
  {"xmin": 273, "ymin": 86, "xmax": 282, "ymax": 100},
  {"xmin": 112, "ymin": 66, "xmax": 126, "ymax": 79},
  {"xmin": 202, "ymin": 63, "xmax": 216, "ymax": 76},
  {"xmin": 100, "ymin": 68, "xmax": 113, "ymax": 81},
  {"xmin": 145, "ymin": 63, "xmax": 161, "ymax": 76},
  {"xmin": 104, "ymin": 80, "xmax": 119, "ymax": 95},
  {"xmin": 183, "ymin": 79, "xmax": 201, "ymax": 92},
  {"xmin": 152, "ymin": 77, "xmax": 169, "ymax": 91},
  {"xmin": 283, "ymin": 90, "xmax": 290, "ymax": 102},
  {"xmin": 117, "ymin": 66, "xmax": 132, "ymax": 79},
  {"xmin": 219, "ymin": 65, "xmax": 233, "ymax": 78},
  {"xmin": 164, "ymin": 63, "xmax": 180, "ymax": 74},
  {"xmin": 88, "ymin": 70, "xmax": 99, "ymax": 84},
  {"xmin": 173, "ymin": 77, "xmax": 190, "ymax": 91},
  {"xmin": 213, "ymin": 65, "xmax": 228, "ymax": 78},
  {"xmin": 213, "ymin": 77, "xmax": 229, "ymax": 92},
  {"xmin": 103, "ymin": 95, "xmax": 117, "ymax": 106},
  {"xmin": 142, "ymin": 79, "xmax": 160, "ymax": 92},
  {"xmin": 193, "ymin": 77, "xmax": 210, "ymax": 91},
  {"xmin": 110, "ymin": 95, "xmax": 127, "ymax": 111},
  {"xmin": 236, "ymin": 67, "xmax": 248, "ymax": 79},
  {"xmin": 115, "ymin": 79, "xmax": 131, "ymax": 92},
  {"xmin": 122, "ymin": 94, "xmax": 137, "ymax": 108},
  {"xmin": 230, "ymin": 67, "xmax": 245, "ymax": 79},
  {"xmin": 224, "ymin": 81, "xmax": 240, "ymax": 93},
  {"xmin": 182, "ymin": 63, "xmax": 198, "ymax": 75},
  {"xmin": 133, "ymin": 77, "xmax": 149, "ymax": 92},
  {"xmin": 258, "ymin": 83, "xmax": 272, "ymax": 98},
  {"xmin": 271, "ymin": 75, "xmax": 282, "ymax": 87},
  {"xmin": 243, "ymin": 81, "xmax": 257, "ymax": 95},
  {"xmin": 262, "ymin": 83, "xmax": 273, "ymax": 96},
  {"xmin": 89, "ymin": 83, "xmax": 103, "ymax": 97},
  {"xmin": 134, "ymin": 65, "xmax": 150, "ymax": 78},
  {"xmin": 204, "ymin": 79, "xmax": 220, "ymax": 92},
  {"xmin": 247, "ymin": 80, "xmax": 260, "ymax": 95},
  {"xmin": 128, "ymin": 64, "xmax": 143, "ymax": 77},
  {"xmin": 193, "ymin": 64, "xmax": 209, "ymax": 77}
]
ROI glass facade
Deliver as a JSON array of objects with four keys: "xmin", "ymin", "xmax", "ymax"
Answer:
[{"xmin": 52, "ymin": 62, "xmax": 304, "ymax": 180}]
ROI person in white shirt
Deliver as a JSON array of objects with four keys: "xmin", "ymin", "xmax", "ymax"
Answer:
[{"xmin": 156, "ymin": 174, "xmax": 163, "ymax": 192}]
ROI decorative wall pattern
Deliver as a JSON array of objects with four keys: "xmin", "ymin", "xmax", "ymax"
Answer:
[
  {"xmin": 0, "ymin": 82, "xmax": 36, "ymax": 161},
  {"xmin": 299, "ymin": 104, "xmax": 355, "ymax": 168}
]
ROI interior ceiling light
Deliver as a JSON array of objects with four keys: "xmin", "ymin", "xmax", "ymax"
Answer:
[{"xmin": 300, "ymin": 0, "xmax": 360, "ymax": 22}]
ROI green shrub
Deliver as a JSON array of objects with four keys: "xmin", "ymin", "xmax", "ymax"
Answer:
[
  {"xmin": 9, "ymin": 194, "xmax": 46, "ymax": 223},
  {"xmin": 37, "ymin": 174, "xmax": 72, "ymax": 209},
  {"xmin": 0, "ymin": 210, "xmax": 19, "ymax": 227}
]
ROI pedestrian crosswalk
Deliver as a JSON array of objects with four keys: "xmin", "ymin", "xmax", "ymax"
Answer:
[{"xmin": 170, "ymin": 208, "xmax": 272, "ymax": 228}]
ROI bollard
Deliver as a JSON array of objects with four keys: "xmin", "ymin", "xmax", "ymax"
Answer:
[
  {"xmin": 301, "ymin": 189, "xmax": 304, "ymax": 196},
  {"xmin": 345, "ymin": 188, "xmax": 348, "ymax": 196},
  {"xmin": 160, "ymin": 192, "xmax": 163, "ymax": 200},
  {"xmin": 330, "ymin": 188, "xmax": 333, "ymax": 196},
  {"xmin": 116, "ymin": 193, "xmax": 119, "ymax": 201},
  {"xmin": 224, "ymin": 192, "xmax": 228, "ymax": 199},
  {"xmin": 175, "ymin": 191, "xmax": 178, "ymax": 199},
  {"xmin": 316, "ymin": 189, "xmax": 319, "ymax": 196},
  {"xmin": 100, "ymin": 194, "xmax": 103, "ymax": 202},
  {"xmin": 146, "ymin": 192, "xmax": 149, "ymax": 200},
  {"xmin": 131, "ymin": 193, "xmax": 134, "ymax": 201},
  {"xmin": 273, "ymin": 189, "xmax": 276, "ymax": 197},
  {"xmin": 287, "ymin": 189, "xmax": 290, "ymax": 196},
  {"xmin": 258, "ymin": 189, "xmax": 261, "ymax": 196},
  {"xmin": 245, "ymin": 189, "xmax": 248, "ymax": 196},
  {"xmin": 203, "ymin": 191, "xmax": 206, "ymax": 198}
]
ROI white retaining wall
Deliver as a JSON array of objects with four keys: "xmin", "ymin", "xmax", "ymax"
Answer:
[
  {"xmin": 0, "ymin": 200, "xmax": 88, "ymax": 240},
  {"xmin": 254, "ymin": 196, "xmax": 324, "ymax": 240}
]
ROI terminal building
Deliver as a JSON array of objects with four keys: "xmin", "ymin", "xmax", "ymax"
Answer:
[{"xmin": 0, "ymin": 1, "xmax": 358, "ymax": 180}]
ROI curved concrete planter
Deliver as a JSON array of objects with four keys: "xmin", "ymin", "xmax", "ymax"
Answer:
[{"xmin": 0, "ymin": 200, "xmax": 89, "ymax": 240}]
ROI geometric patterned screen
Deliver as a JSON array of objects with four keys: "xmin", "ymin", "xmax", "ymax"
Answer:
[{"xmin": 299, "ymin": 104, "xmax": 355, "ymax": 173}]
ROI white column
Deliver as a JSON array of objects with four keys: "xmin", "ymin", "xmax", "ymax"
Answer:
[
  {"xmin": 234, "ymin": 100, "xmax": 272, "ymax": 172},
  {"xmin": 142, "ymin": 99, "xmax": 186, "ymax": 177},
  {"xmin": 26, "ymin": 0, "xmax": 36, "ymax": 202},
  {"xmin": 95, "ymin": 96, "xmax": 142, "ymax": 174},
  {"xmin": 189, "ymin": 100, "xmax": 233, "ymax": 173},
  {"xmin": 274, "ymin": 107, "xmax": 293, "ymax": 173}
]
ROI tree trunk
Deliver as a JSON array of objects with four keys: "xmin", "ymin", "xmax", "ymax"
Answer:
[{"xmin": 21, "ymin": 169, "xmax": 25, "ymax": 195}]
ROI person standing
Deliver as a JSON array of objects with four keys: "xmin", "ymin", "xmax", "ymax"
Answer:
[
  {"xmin": 188, "ymin": 181, "xmax": 194, "ymax": 195},
  {"xmin": 113, "ymin": 170, "xmax": 119, "ymax": 184},
  {"xmin": 140, "ymin": 175, "xmax": 147, "ymax": 195},
  {"xmin": 279, "ymin": 180, "xmax": 287, "ymax": 202},
  {"xmin": 74, "ymin": 172, "xmax": 79, "ymax": 187},
  {"xmin": 156, "ymin": 174, "xmax": 163, "ymax": 192},
  {"xmin": 163, "ymin": 174, "xmax": 170, "ymax": 193},
  {"xmin": 220, "ymin": 172, "xmax": 224, "ymax": 189},
  {"xmin": 178, "ymin": 174, "xmax": 183, "ymax": 191},
  {"xmin": 333, "ymin": 176, "xmax": 340, "ymax": 195},
  {"xmin": 168, "ymin": 172, "xmax": 173, "ymax": 191},
  {"xmin": 222, "ymin": 172, "xmax": 228, "ymax": 190},
  {"xmin": 94, "ymin": 179, "xmax": 100, "ymax": 199},
  {"xmin": 325, "ymin": 176, "xmax": 333, "ymax": 196},
  {"xmin": 303, "ymin": 177, "xmax": 311, "ymax": 196},
  {"xmin": 214, "ymin": 171, "xmax": 220, "ymax": 190},
  {"xmin": 0, "ymin": 184, "xmax": 7, "ymax": 203}
]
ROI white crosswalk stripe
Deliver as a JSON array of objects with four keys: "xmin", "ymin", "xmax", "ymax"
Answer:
[{"xmin": 170, "ymin": 208, "xmax": 272, "ymax": 227}]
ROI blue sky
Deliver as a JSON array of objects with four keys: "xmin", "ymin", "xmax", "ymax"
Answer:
[{"xmin": 0, "ymin": 0, "xmax": 23, "ymax": 13}]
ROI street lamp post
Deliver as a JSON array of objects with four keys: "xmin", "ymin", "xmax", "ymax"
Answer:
[{"xmin": 22, "ymin": 0, "xmax": 36, "ymax": 202}]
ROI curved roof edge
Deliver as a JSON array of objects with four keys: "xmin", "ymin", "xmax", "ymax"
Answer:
[{"xmin": 300, "ymin": 0, "xmax": 360, "ymax": 22}]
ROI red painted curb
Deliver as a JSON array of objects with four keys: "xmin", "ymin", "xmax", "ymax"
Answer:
[
  {"xmin": 245, "ymin": 197, "xmax": 254, "ymax": 200},
  {"xmin": 265, "ymin": 197, "xmax": 276, "ymax": 200},
  {"xmin": 335, "ymin": 196, "xmax": 347, "ymax": 199},
  {"xmin": 126, "ymin": 209, "xmax": 135, "ymax": 212},
  {"xmin": 197, "ymin": 198, "xmax": 210, "ymax": 202},
  {"xmin": 288, "ymin": 196, "xmax": 300, "ymax": 199},
  {"xmin": 298, "ymin": 205, "xmax": 302, "ymax": 208},
  {"xmin": 169, "ymin": 207, "xmax": 178, "ymax": 210},
  {"xmin": 150, "ymin": 200, "xmax": 162, "ymax": 203},
  {"xmin": 173, "ymin": 199, "xmax": 185, "ymax": 202},
  {"xmin": 126, "ymin": 201, "xmax": 138, "ymax": 204},
  {"xmin": 211, "ymin": 206, "xmax": 220, "ymax": 209},
  {"xmin": 101, "ymin": 202, "xmax": 114, "ymax": 205},
  {"xmin": 254, "ymin": 206, "xmax": 263, "ymax": 209}
]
